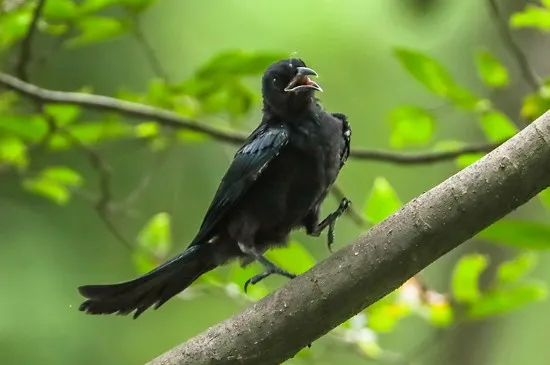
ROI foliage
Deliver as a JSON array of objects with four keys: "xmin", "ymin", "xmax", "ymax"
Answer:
[{"xmin": 0, "ymin": 1, "xmax": 549, "ymax": 364}]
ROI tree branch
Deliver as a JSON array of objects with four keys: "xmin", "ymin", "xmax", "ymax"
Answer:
[
  {"xmin": 146, "ymin": 111, "xmax": 550, "ymax": 365},
  {"xmin": 15, "ymin": 0, "xmax": 45, "ymax": 81},
  {"xmin": 487, "ymin": 0, "xmax": 540, "ymax": 91},
  {"xmin": 0, "ymin": 72, "xmax": 503, "ymax": 165}
]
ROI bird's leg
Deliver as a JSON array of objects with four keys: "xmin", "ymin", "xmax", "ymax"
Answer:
[
  {"xmin": 238, "ymin": 242, "xmax": 296, "ymax": 293},
  {"xmin": 308, "ymin": 198, "xmax": 351, "ymax": 252}
]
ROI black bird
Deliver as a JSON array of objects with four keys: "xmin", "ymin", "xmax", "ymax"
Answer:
[{"xmin": 78, "ymin": 59, "xmax": 352, "ymax": 318}]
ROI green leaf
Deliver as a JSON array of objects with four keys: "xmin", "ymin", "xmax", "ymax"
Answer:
[
  {"xmin": 367, "ymin": 302, "xmax": 410, "ymax": 332},
  {"xmin": 394, "ymin": 48, "xmax": 480, "ymax": 109},
  {"xmin": 451, "ymin": 254, "xmax": 488, "ymax": 303},
  {"xmin": 195, "ymin": 50, "xmax": 289, "ymax": 80},
  {"xmin": 66, "ymin": 16, "xmax": 127, "ymax": 47},
  {"xmin": 117, "ymin": 0, "xmax": 156, "ymax": 12},
  {"xmin": 539, "ymin": 188, "xmax": 550, "ymax": 210},
  {"xmin": 0, "ymin": 114, "xmax": 47, "ymax": 141},
  {"xmin": 137, "ymin": 212, "xmax": 171, "ymax": 258},
  {"xmin": 22, "ymin": 178, "xmax": 69, "ymax": 205},
  {"xmin": 468, "ymin": 282, "xmax": 547, "ymax": 319},
  {"xmin": 0, "ymin": 136, "xmax": 28, "ymax": 168},
  {"xmin": 388, "ymin": 106, "xmax": 434, "ymax": 148},
  {"xmin": 45, "ymin": 104, "xmax": 81, "ymax": 125},
  {"xmin": 521, "ymin": 92, "xmax": 550, "ymax": 122},
  {"xmin": 511, "ymin": 6, "xmax": 550, "ymax": 30},
  {"xmin": 265, "ymin": 241, "xmax": 316, "ymax": 275},
  {"xmin": 176, "ymin": 129, "xmax": 209, "ymax": 143},
  {"xmin": 429, "ymin": 302, "xmax": 454, "ymax": 327},
  {"xmin": 475, "ymin": 50, "xmax": 509, "ymax": 88},
  {"xmin": 497, "ymin": 252, "xmax": 538, "ymax": 285},
  {"xmin": 456, "ymin": 153, "xmax": 485, "ymax": 169},
  {"xmin": 0, "ymin": 7, "xmax": 32, "ymax": 50},
  {"xmin": 79, "ymin": 0, "xmax": 115, "ymax": 14},
  {"xmin": 394, "ymin": 48, "xmax": 455, "ymax": 95},
  {"xmin": 48, "ymin": 121, "xmax": 131, "ymax": 150},
  {"xmin": 41, "ymin": 166, "xmax": 83, "ymax": 187},
  {"xmin": 478, "ymin": 220, "xmax": 550, "ymax": 250},
  {"xmin": 364, "ymin": 177, "xmax": 402, "ymax": 224},
  {"xmin": 134, "ymin": 122, "xmax": 159, "ymax": 138},
  {"xmin": 44, "ymin": 0, "xmax": 78, "ymax": 19},
  {"xmin": 479, "ymin": 110, "xmax": 518, "ymax": 142},
  {"xmin": 132, "ymin": 250, "xmax": 158, "ymax": 274}
]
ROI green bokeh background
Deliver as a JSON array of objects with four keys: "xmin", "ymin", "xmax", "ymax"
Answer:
[{"xmin": 2, "ymin": 0, "xmax": 549, "ymax": 364}]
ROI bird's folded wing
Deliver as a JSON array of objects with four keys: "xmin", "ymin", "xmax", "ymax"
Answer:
[{"xmin": 189, "ymin": 126, "xmax": 290, "ymax": 246}]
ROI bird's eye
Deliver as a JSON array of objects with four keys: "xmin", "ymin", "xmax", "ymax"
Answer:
[{"xmin": 272, "ymin": 77, "xmax": 277, "ymax": 84}]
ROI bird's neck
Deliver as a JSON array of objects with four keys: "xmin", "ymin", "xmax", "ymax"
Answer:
[{"xmin": 262, "ymin": 95, "xmax": 315, "ymax": 119}]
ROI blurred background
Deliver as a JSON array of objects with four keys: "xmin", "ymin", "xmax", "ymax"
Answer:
[{"xmin": 1, "ymin": 0, "xmax": 550, "ymax": 364}]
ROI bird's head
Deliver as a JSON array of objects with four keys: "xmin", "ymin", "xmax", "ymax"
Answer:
[{"xmin": 261, "ymin": 58, "xmax": 322, "ymax": 113}]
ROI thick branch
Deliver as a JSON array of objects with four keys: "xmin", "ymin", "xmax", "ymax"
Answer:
[
  {"xmin": 0, "ymin": 72, "xmax": 501, "ymax": 165},
  {"xmin": 147, "ymin": 110, "xmax": 550, "ymax": 365}
]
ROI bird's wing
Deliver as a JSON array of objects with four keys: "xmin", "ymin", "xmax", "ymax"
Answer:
[
  {"xmin": 189, "ymin": 125, "xmax": 289, "ymax": 246},
  {"xmin": 332, "ymin": 112, "xmax": 352, "ymax": 167}
]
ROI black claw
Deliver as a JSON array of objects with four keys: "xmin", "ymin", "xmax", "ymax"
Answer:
[{"xmin": 243, "ymin": 256, "xmax": 297, "ymax": 293}]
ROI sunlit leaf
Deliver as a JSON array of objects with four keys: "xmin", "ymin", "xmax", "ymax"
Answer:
[
  {"xmin": 0, "ymin": 114, "xmax": 47, "ymax": 141},
  {"xmin": 475, "ymin": 50, "xmax": 509, "ymax": 88},
  {"xmin": 78, "ymin": 0, "xmax": 114, "ymax": 14},
  {"xmin": 195, "ymin": 50, "xmax": 288, "ymax": 79},
  {"xmin": 176, "ymin": 129, "xmax": 209, "ymax": 143},
  {"xmin": 45, "ymin": 104, "xmax": 81, "ymax": 125},
  {"xmin": 132, "ymin": 250, "xmax": 158, "ymax": 274},
  {"xmin": 367, "ymin": 302, "xmax": 410, "ymax": 332},
  {"xmin": 393, "ymin": 48, "xmax": 480, "ymax": 109},
  {"xmin": 0, "ymin": 136, "xmax": 28, "ymax": 168},
  {"xmin": 137, "ymin": 212, "xmax": 171, "ymax": 258},
  {"xmin": 66, "ymin": 16, "xmax": 127, "ymax": 47},
  {"xmin": 468, "ymin": 281, "xmax": 548, "ymax": 318},
  {"xmin": 478, "ymin": 220, "xmax": 550, "ymax": 250},
  {"xmin": 48, "ymin": 121, "xmax": 131, "ymax": 150},
  {"xmin": 364, "ymin": 177, "xmax": 402, "ymax": 224},
  {"xmin": 539, "ymin": 188, "xmax": 550, "ymax": 210},
  {"xmin": 134, "ymin": 122, "xmax": 159, "ymax": 138},
  {"xmin": 388, "ymin": 106, "xmax": 434, "ymax": 148},
  {"xmin": 429, "ymin": 302, "xmax": 454, "ymax": 327},
  {"xmin": 479, "ymin": 110, "xmax": 518, "ymax": 142},
  {"xmin": 0, "ymin": 7, "xmax": 32, "ymax": 49},
  {"xmin": 44, "ymin": 0, "xmax": 77, "ymax": 19},
  {"xmin": 41, "ymin": 166, "xmax": 83, "ymax": 187},
  {"xmin": 117, "ymin": 0, "xmax": 156, "ymax": 12},
  {"xmin": 451, "ymin": 254, "xmax": 488, "ymax": 303},
  {"xmin": 511, "ymin": 6, "xmax": 550, "ymax": 30},
  {"xmin": 22, "ymin": 178, "xmax": 69, "ymax": 205},
  {"xmin": 521, "ymin": 92, "xmax": 550, "ymax": 122},
  {"xmin": 265, "ymin": 241, "xmax": 316, "ymax": 275},
  {"xmin": 497, "ymin": 252, "xmax": 538, "ymax": 285}
]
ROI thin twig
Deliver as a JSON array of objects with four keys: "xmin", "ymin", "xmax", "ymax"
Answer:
[
  {"xmin": 0, "ymin": 72, "xmax": 504, "ymax": 165},
  {"xmin": 56, "ymin": 128, "xmax": 135, "ymax": 251},
  {"xmin": 487, "ymin": 0, "xmax": 540, "ymax": 91},
  {"xmin": 15, "ymin": 0, "xmax": 46, "ymax": 81},
  {"xmin": 130, "ymin": 13, "xmax": 170, "ymax": 82}
]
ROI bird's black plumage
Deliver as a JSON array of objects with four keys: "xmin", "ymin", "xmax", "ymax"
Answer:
[{"xmin": 78, "ymin": 58, "xmax": 352, "ymax": 318}]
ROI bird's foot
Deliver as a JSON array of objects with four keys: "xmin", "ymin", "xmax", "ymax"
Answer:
[
  {"xmin": 327, "ymin": 198, "xmax": 352, "ymax": 252},
  {"xmin": 244, "ymin": 256, "xmax": 296, "ymax": 293}
]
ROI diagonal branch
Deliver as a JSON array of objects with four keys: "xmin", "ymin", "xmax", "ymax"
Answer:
[
  {"xmin": 147, "ymin": 111, "xmax": 550, "ymax": 365},
  {"xmin": 0, "ymin": 72, "xmax": 503, "ymax": 165},
  {"xmin": 487, "ymin": 0, "xmax": 540, "ymax": 91},
  {"xmin": 16, "ymin": 0, "xmax": 46, "ymax": 81}
]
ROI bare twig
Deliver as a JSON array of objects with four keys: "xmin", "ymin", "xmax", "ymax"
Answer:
[
  {"xmin": 15, "ymin": 0, "xmax": 45, "ymax": 81},
  {"xmin": 129, "ymin": 13, "xmax": 170, "ymax": 82},
  {"xmin": 0, "ymin": 72, "xmax": 504, "ymax": 165},
  {"xmin": 487, "ymin": 0, "xmax": 540, "ymax": 91},
  {"xmin": 56, "ymin": 128, "xmax": 135, "ymax": 251}
]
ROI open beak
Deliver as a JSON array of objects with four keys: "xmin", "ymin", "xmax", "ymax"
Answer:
[{"xmin": 284, "ymin": 67, "xmax": 323, "ymax": 92}]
